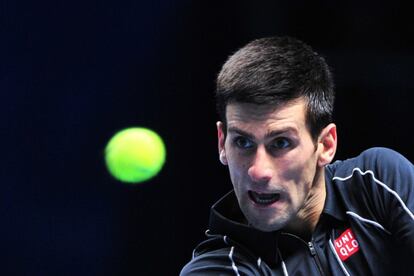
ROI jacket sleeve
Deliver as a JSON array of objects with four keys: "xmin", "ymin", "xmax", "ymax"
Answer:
[
  {"xmin": 367, "ymin": 148, "xmax": 414, "ymax": 262},
  {"xmin": 180, "ymin": 247, "xmax": 263, "ymax": 276}
]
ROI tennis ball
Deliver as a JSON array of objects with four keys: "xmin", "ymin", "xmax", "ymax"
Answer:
[{"xmin": 105, "ymin": 127, "xmax": 166, "ymax": 183}]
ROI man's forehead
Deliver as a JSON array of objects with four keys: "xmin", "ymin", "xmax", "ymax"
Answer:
[
  {"xmin": 225, "ymin": 99, "xmax": 307, "ymax": 123},
  {"xmin": 226, "ymin": 103, "xmax": 277, "ymax": 119}
]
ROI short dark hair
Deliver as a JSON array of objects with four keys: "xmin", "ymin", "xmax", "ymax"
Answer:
[{"xmin": 216, "ymin": 36, "xmax": 335, "ymax": 140}]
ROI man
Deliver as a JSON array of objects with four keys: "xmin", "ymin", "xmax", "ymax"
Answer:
[{"xmin": 181, "ymin": 36, "xmax": 414, "ymax": 275}]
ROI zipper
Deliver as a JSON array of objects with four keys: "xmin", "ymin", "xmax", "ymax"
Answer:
[
  {"xmin": 281, "ymin": 233, "xmax": 325, "ymax": 275},
  {"xmin": 308, "ymin": 241, "xmax": 317, "ymax": 255},
  {"xmin": 308, "ymin": 240, "xmax": 325, "ymax": 276}
]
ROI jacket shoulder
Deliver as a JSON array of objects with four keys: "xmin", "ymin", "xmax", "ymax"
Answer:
[{"xmin": 329, "ymin": 147, "xmax": 413, "ymax": 180}]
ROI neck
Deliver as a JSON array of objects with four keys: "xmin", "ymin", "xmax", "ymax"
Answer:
[{"xmin": 284, "ymin": 169, "xmax": 326, "ymax": 240}]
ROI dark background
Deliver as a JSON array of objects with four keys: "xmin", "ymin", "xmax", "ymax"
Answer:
[{"xmin": 1, "ymin": 1, "xmax": 413, "ymax": 275}]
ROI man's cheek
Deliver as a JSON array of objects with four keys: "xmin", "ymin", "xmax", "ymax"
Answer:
[{"xmin": 280, "ymin": 159, "xmax": 303, "ymax": 183}]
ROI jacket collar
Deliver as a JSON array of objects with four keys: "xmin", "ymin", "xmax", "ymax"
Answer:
[
  {"xmin": 208, "ymin": 190, "xmax": 281, "ymax": 266},
  {"xmin": 322, "ymin": 165, "xmax": 347, "ymax": 222}
]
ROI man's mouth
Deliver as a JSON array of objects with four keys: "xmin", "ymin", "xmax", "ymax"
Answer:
[{"xmin": 248, "ymin": 191, "xmax": 281, "ymax": 206}]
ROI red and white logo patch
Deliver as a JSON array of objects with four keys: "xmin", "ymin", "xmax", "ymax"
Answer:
[{"xmin": 334, "ymin": 228, "xmax": 359, "ymax": 261}]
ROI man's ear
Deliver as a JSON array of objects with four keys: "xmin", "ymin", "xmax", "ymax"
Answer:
[
  {"xmin": 317, "ymin": 123, "xmax": 337, "ymax": 167},
  {"xmin": 217, "ymin": 121, "xmax": 228, "ymax": 165}
]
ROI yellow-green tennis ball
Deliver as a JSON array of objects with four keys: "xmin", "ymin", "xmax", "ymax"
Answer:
[{"xmin": 105, "ymin": 127, "xmax": 166, "ymax": 183}]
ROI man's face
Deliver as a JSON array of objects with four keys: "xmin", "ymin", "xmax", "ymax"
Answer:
[{"xmin": 217, "ymin": 98, "xmax": 326, "ymax": 232}]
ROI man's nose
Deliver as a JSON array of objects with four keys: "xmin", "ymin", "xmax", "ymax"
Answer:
[{"xmin": 247, "ymin": 146, "xmax": 273, "ymax": 183}]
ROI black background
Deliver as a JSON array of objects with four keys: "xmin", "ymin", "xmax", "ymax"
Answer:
[{"xmin": 1, "ymin": 1, "xmax": 413, "ymax": 275}]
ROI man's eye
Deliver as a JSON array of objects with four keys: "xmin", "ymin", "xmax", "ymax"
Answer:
[
  {"xmin": 270, "ymin": 138, "xmax": 291, "ymax": 149},
  {"xmin": 234, "ymin": 137, "xmax": 254, "ymax": 149}
]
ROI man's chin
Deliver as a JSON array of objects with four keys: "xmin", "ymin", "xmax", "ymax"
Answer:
[
  {"xmin": 247, "ymin": 218, "xmax": 287, "ymax": 232},
  {"xmin": 240, "ymin": 204, "xmax": 290, "ymax": 231}
]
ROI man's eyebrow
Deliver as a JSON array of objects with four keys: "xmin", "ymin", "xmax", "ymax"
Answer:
[
  {"xmin": 227, "ymin": 127, "xmax": 255, "ymax": 139},
  {"xmin": 265, "ymin": 127, "xmax": 298, "ymax": 138},
  {"xmin": 227, "ymin": 126, "xmax": 298, "ymax": 138}
]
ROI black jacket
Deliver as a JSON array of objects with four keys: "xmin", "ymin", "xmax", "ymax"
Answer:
[{"xmin": 181, "ymin": 148, "xmax": 414, "ymax": 275}]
